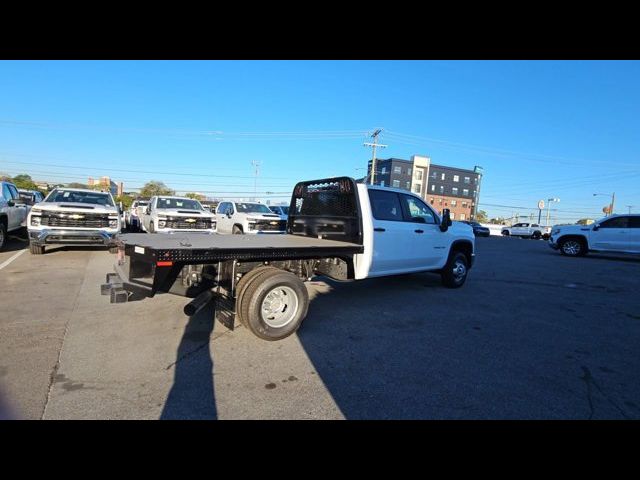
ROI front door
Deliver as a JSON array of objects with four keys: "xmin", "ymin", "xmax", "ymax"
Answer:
[
  {"xmin": 590, "ymin": 216, "xmax": 630, "ymax": 252},
  {"xmin": 399, "ymin": 193, "xmax": 445, "ymax": 269}
]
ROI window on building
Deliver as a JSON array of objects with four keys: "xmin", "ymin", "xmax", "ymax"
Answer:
[
  {"xmin": 450, "ymin": 212, "xmax": 455, "ymax": 219},
  {"xmin": 393, "ymin": 166, "xmax": 402, "ymax": 174},
  {"xmin": 380, "ymin": 180, "xmax": 385, "ymax": 187},
  {"xmin": 413, "ymin": 184, "xmax": 421, "ymax": 194},
  {"xmin": 415, "ymin": 169, "xmax": 423, "ymax": 181},
  {"xmin": 431, "ymin": 184, "xmax": 435, "ymax": 192},
  {"xmin": 430, "ymin": 171, "xmax": 437, "ymax": 179},
  {"xmin": 429, "ymin": 197, "xmax": 434, "ymax": 204},
  {"xmin": 438, "ymin": 199, "xmax": 443, "ymax": 205},
  {"xmin": 464, "ymin": 177, "xmax": 470, "ymax": 184},
  {"xmin": 392, "ymin": 179, "xmax": 400, "ymax": 188},
  {"xmin": 441, "ymin": 173, "xmax": 445, "ymax": 180},
  {"xmin": 453, "ymin": 175, "xmax": 459, "ymax": 182},
  {"xmin": 463, "ymin": 189, "xmax": 469, "ymax": 196},
  {"xmin": 381, "ymin": 167, "xmax": 387, "ymax": 174},
  {"xmin": 462, "ymin": 202, "xmax": 467, "ymax": 208},
  {"xmin": 451, "ymin": 200, "xmax": 457, "ymax": 207},
  {"xmin": 405, "ymin": 181, "xmax": 410, "ymax": 189},
  {"xmin": 474, "ymin": 178, "xmax": 478, "ymax": 184},
  {"xmin": 407, "ymin": 168, "xmax": 412, "ymax": 176},
  {"xmin": 439, "ymin": 185, "xmax": 444, "ymax": 194},
  {"xmin": 452, "ymin": 187, "xmax": 458, "ymax": 195},
  {"xmin": 459, "ymin": 213, "xmax": 466, "ymax": 220}
]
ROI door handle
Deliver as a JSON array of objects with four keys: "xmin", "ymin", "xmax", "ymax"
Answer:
[
  {"xmin": 414, "ymin": 229, "xmax": 424, "ymax": 234},
  {"xmin": 374, "ymin": 227, "xmax": 386, "ymax": 232}
]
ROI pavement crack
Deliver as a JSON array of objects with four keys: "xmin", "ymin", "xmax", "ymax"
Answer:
[
  {"xmin": 579, "ymin": 365, "xmax": 631, "ymax": 420},
  {"xmin": 165, "ymin": 324, "xmax": 236, "ymax": 370}
]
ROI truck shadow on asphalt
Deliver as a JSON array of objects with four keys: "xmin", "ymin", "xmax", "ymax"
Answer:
[
  {"xmin": 160, "ymin": 303, "xmax": 217, "ymax": 419},
  {"xmin": 297, "ymin": 272, "xmax": 469, "ymax": 420},
  {"xmin": 1, "ymin": 235, "xmax": 28, "ymax": 253}
]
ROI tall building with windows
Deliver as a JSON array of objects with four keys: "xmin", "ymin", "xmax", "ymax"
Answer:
[
  {"xmin": 88, "ymin": 176, "xmax": 119, "ymax": 196},
  {"xmin": 366, "ymin": 155, "xmax": 481, "ymax": 221}
]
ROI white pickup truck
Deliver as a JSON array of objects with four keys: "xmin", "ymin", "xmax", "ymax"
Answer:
[
  {"xmin": 27, "ymin": 188, "xmax": 121, "ymax": 254},
  {"xmin": 215, "ymin": 201, "xmax": 286, "ymax": 234},
  {"xmin": 501, "ymin": 222, "xmax": 551, "ymax": 240},
  {"xmin": 549, "ymin": 214, "xmax": 640, "ymax": 256},
  {"xmin": 102, "ymin": 177, "xmax": 475, "ymax": 341},
  {"xmin": 1, "ymin": 180, "xmax": 30, "ymax": 250},
  {"xmin": 141, "ymin": 196, "xmax": 217, "ymax": 234}
]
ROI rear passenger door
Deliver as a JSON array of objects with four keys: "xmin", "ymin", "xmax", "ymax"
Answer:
[
  {"xmin": 591, "ymin": 216, "xmax": 629, "ymax": 251},
  {"xmin": 628, "ymin": 216, "xmax": 640, "ymax": 252}
]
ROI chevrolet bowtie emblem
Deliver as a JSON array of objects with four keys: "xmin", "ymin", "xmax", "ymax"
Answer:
[
  {"xmin": 70, "ymin": 214, "xmax": 85, "ymax": 219},
  {"xmin": 270, "ymin": 221, "xmax": 278, "ymax": 225},
  {"xmin": 185, "ymin": 218, "xmax": 196, "ymax": 223}
]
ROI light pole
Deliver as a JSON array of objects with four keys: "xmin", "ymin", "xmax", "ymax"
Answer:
[
  {"xmin": 593, "ymin": 192, "xmax": 615, "ymax": 216},
  {"xmin": 627, "ymin": 205, "xmax": 635, "ymax": 214},
  {"xmin": 545, "ymin": 198, "xmax": 560, "ymax": 226}
]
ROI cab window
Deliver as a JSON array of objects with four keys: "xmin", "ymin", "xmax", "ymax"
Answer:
[
  {"xmin": 368, "ymin": 190, "xmax": 403, "ymax": 221},
  {"xmin": 600, "ymin": 217, "xmax": 629, "ymax": 228},
  {"xmin": 400, "ymin": 194, "xmax": 437, "ymax": 224}
]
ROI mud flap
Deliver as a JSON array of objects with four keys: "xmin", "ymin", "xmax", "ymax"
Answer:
[{"xmin": 214, "ymin": 295, "xmax": 236, "ymax": 331}]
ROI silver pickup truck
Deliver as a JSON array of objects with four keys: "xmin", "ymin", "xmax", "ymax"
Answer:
[{"xmin": 1, "ymin": 180, "xmax": 30, "ymax": 250}]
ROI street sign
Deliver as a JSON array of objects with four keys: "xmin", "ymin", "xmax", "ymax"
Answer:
[{"xmin": 538, "ymin": 200, "xmax": 545, "ymax": 210}]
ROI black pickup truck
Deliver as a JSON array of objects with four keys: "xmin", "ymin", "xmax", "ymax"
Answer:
[{"xmin": 101, "ymin": 177, "xmax": 472, "ymax": 341}]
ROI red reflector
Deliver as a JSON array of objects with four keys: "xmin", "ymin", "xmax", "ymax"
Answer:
[{"xmin": 156, "ymin": 261, "xmax": 173, "ymax": 267}]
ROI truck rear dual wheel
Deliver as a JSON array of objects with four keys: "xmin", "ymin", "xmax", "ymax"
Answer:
[
  {"xmin": 237, "ymin": 266, "xmax": 309, "ymax": 341},
  {"xmin": 441, "ymin": 251, "xmax": 469, "ymax": 288}
]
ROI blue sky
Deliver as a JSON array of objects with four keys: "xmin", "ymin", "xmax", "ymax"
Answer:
[{"xmin": 0, "ymin": 60, "xmax": 638, "ymax": 222}]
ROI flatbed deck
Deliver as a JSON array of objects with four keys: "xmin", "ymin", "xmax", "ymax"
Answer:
[{"xmin": 116, "ymin": 233, "xmax": 364, "ymax": 262}]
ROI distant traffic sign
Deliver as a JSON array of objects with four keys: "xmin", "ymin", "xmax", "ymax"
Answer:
[{"xmin": 538, "ymin": 200, "xmax": 545, "ymax": 210}]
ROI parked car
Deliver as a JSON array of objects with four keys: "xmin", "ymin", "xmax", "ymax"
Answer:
[
  {"xmin": 461, "ymin": 220, "xmax": 490, "ymax": 237},
  {"xmin": 141, "ymin": 196, "xmax": 217, "ymax": 234},
  {"xmin": 1, "ymin": 181, "xmax": 30, "ymax": 250},
  {"xmin": 549, "ymin": 214, "xmax": 640, "ymax": 256},
  {"xmin": 27, "ymin": 187, "xmax": 121, "ymax": 254},
  {"xmin": 216, "ymin": 201, "xmax": 286, "ymax": 234},
  {"xmin": 501, "ymin": 222, "xmax": 551, "ymax": 240},
  {"xmin": 18, "ymin": 189, "xmax": 45, "ymax": 205},
  {"xmin": 269, "ymin": 205, "xmax": 290, "ymax": 219}
]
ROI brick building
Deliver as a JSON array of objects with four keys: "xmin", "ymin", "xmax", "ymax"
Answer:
[{"xmin": 366, "ymin": 155, "xmax": 482, "ymax": 221}]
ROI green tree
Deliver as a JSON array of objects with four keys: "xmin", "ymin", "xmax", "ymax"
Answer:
[
  {"xmin": 117, "ymin": 195, "xmax": 134, "ymax": 210},
  {"xmin": 67, "ymin": 182, "xmax": 89, "ymax": 189},
  {"xmin": 185, "ymin": 192, "xmax": 204, "ymax": 201},
  {"xmin": 11, "ymin": 174, "xmax": 39, "ymax": 190},
  {"xmin": 140, "ymin": 180, "xmax": 174, "ymax": 197},
  {"xmin": 475, "ymin": 210, "xmax": 488, "ymax": 223}
]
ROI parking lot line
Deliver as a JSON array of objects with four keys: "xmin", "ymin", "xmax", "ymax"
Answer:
[{"xmin": 0, "ymin": 249, "xmax": 26, "ymax": 271}]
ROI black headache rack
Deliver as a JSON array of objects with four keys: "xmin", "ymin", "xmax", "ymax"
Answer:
[
  {"xmin": 101, "ymin": 177, "xmax": 364, "ymax": 304},
  {"xmin": 287, "ymin": 176, "xmax": 363, "ymax": 245}
]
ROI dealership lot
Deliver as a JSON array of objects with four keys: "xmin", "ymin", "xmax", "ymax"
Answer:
[{"xmin": 1, "ymin": 235, "xmax": 639, "ymax": 419}]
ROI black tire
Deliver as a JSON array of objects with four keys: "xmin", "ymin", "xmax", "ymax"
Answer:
[
  {"xmin": 558, "ymin": 237, "xmax": 588, "ymax": 257},
  {"xmin": 0, "ymin": 221, "xmax": 7, "ymax": 250},
  {"xmin": 232, "ymin": 225, "xmax": 243, "ymax": 235},
  {"xmin": 532, "ymin": 231, "xmax": 541, "ymax": 240},
  {"xmin": 441, "ymin": 251, "xmax": 469, "ymax": 288},
  {"xmin": 149, "ymin": 221, "xmax": 155, "ymax": 234},
  {"xmin": 234, "ymin": 266, "xmax": 278, "ymax": 326},
  {"xmin": 502, "ymin": 230, "xmax": 510, "ymax": 236},
  {"xmin": 239, "ymin": 268, "xmax": 309, "ymax": 341},
  {"xmin": 29, "ymin": 242, "xmax": 45, "ymax": 255}
]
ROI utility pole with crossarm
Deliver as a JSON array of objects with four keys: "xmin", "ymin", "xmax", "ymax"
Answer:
[{"xmin": 364, "ymin": 129, "xmax": 387, "ymax": 185}]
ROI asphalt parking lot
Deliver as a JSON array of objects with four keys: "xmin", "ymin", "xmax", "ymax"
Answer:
[{"xmin": 1, "ymin": 234, "xmax": 639, "ymax": 419}]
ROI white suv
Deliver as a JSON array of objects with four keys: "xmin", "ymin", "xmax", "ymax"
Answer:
[
  {"xmin": 549, "ymin": 214, "xmax": 640, "ymax": 256},
  {"xmin": 142, "ymin": 196, "xmax": 216, "ymax": 234},
  {"xmin": 216, "ymin": 201, "xmax": 286, "ymax": 234}
]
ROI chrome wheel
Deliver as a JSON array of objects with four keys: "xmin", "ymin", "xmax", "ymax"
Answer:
[
  {"xmin": 562, "ymin": 240, "xmax": 581, "ymax": 255},
  {"xmin": 452, "ymin": 259, "xmax": 467, "ymax": 283},
  {"xmin": 260, "ymin": 285, "xmax": 299, "ymax": 328}
]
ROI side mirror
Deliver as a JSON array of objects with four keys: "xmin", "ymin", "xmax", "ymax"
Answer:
[
  {"xmin": 226, "ymin": 212, "xmax": 232, "ymax": 218},
  {"xmin": 592, "ymin": 224, "xmax": 599, "ymax": 231},
  {"xmin": 440, "ymin": 209, "xmax": 452, "ymax": 232},
  {"xmin": 7, "ymin": 200, "xmax": 15, "ymax": 207},
  {"xmin": 145, "ymin": 206, "xmax": 150, "ymax": 215}
]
